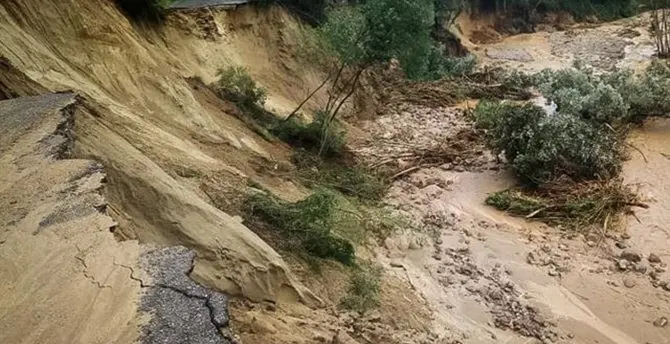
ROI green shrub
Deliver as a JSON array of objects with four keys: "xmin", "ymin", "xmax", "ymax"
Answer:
[
  {"xmin": 426, "ymin": 49, "xmax": 477, "ymax": 79},
  {"xmin": 534, "ymin": 66, "xmax": 631, "ymax": 124},
  {"xmin": 475, "ymin": 101, "xmax": 623, "ymax": 184},
  {"xmin": 534, "ymin": 62, "xmax": 670, "ymax": 124},
  {"xmin": 626, "ymin": 60, "xmax": 670, "ymax": 118},
  {"xmin": 245, "ymin": 190, "xmax": 355, "ymax": 265},
  {"xmin": 340, "ymin": 263, "xmax": 382, "ymax": 314},
  {"xmin": 486, "ymin": 189, "xmax": 547, "ymax": 215},
  {"xmin": 293, "ymin": 151, "xmax": 387, "ymax": 202},
  {"xmin": 215, "ymin": 66, "xmax": 267, "ymax": 107},
  {"xmin": 272, "ymin": 111, "xmax": 345, "ymax": 156}
]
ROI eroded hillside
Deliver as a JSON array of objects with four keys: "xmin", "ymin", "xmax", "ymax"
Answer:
[
  {"xmin": 2, "ymin": 1, "xmax": 670, "ymax": 344},
  {"xmin": 0, "ymin": 1, "xmax": 330, "ymax": 343}
]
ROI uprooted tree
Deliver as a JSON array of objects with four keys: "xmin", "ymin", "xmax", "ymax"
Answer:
[{"xmin": 476, "ymin": 61, "xmax": 670, "ymax": 229}]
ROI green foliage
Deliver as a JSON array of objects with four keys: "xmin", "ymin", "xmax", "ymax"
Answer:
[
  {"xmin": 245, "ymin": 190, "xmax": 355, "ymax": 265},
  {"xmin": 625, "ymin": 60, "xmax": 670, "ymax": 118},
  {"xmin": 293, "ymin": 151, "xmax": 387, "ymax": 202},
  {"xmin": 340, "ymin": 263, "xmax": 382, "ymax": 314},
  {"xmin": 486, "ymin": 189, "xmax": 547, "ymax": 215},
  {"xmin": 365, "ymin": 0, "xmax": 436, "ymax": 79},
  {"xmin": 273, "ymin": 111, "xmax": 345, "ymax": 156},
  {"xmin": 427, "ymin": 50, "xmax": 477, "ymax": 79},
  {"xmin": 534, "ymin": 65, "xmax": 630, "ymax": 124},
  {"xmin": 213, "ymin": 66, "xmax": 277, "ymax": 141},
  {"xmin": 473, "ymin": 0, "xmax": 637, "ymax": 21},
  {"xmin": 319, "ymin": 0, "xmax": 446, "ymax": 80},
  {"xmin": 319, "ymin": 7, "xmax": 367, "ymax": 66},
  {"xmin": 216, "ymin": 66, "xmax": 267, "ymax": 107},
  {"xmin": 475, "ymin": 101, "xmax": 623, "ymax": 184},
  {"xmin": 535, "ymin": 61, "xmax": 670, "ymax": 123}
]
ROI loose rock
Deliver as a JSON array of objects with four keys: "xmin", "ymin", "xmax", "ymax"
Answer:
[
  {"xmin": 634, "ymin": 262, "xmax": 648, "ymax": 274},
  {"xmin": 653, "ymin": 317, "xmax": 668, "ymax": 328},
  {"xmin": 333, "ymin": 330, "xmax": 359, "ymax": 344},
  {"xmin": 621, "ymin": 250, "xmax": 642, "ymax": 263},
  {"xmin": 389, "ymin": 260, "xmax": 404, "ymax": 268},
  {"xmin": 649, "ymin": 253, "xmax": 662, "ymax": 264},
  {"xmin": 617, "ymin": 259, "xmax": 629, "ymax": 271},
  {"xmin": 623, "ymin": 276, "xmax": 637, "ymax": 288}
]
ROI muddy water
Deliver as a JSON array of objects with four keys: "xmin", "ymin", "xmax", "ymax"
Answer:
[
  {"xmin": 624, "ymin": 119, "xmax": 670, "ymax": 273},
  {"xmin": 387, "ymin": 168, "xmax": 664, "ymax": 344},
  {"xmin": 379, "ymin": 14, "xmax": 670, "ymax": 344}
]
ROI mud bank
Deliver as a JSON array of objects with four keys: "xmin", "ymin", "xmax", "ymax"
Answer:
[{"xmin": 0, "ymin": 93, "xmax": 238, "ymax": 344}]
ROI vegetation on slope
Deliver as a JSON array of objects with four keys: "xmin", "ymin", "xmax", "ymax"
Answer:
[
  {"xmin": 476, "ymin": 61, "xmax": 670, "ymax": 229},
  {"xmin": 340, "ymin": 262, "xmax": 382, "ymax": 314},
  {"xmin": 245, "ymin": 189, "xmax": 356, "ymax": 265}
]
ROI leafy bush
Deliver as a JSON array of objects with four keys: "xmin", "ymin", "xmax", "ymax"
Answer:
[
  {"xmin": 245, "ymin": 190, "xmax": 355, "ymax": 265},
  {"xmin": 340, "ymin": 263, "xmax": 382, "ymax": 314},
  {"xmin": 215, "ymin": 66, "xmax": 267, "ymax": 107},
  {"xmin": 475, "ymin": 101, "xmax": 623, "ymax": 184},
  {"xmin": 426, "ymin": 49, "xmax": 477, "ymax": 79},
  {"xmin": 272, "ymin": 111, "xmax": 345, "ymax": 156},
  {"xmin": 534, "ymin": 61, "xmax": 670, "ymax": 123},
  {"xmin": 534, "ymin": 66, "xmax": 630, "ymax": 124},
  {"xmin": 626, "ymin": 60, "xmax": 670, "ymax": 118},
  {"xmin": 293, "ymin": 151, "xmax": 387, "ymax": 202}
]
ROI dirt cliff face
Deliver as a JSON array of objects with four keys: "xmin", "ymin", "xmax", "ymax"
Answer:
[
  {"xmin": 0, "ymin": 1, "xmax": 329, "ymax": 343},
  {"xmin": 0, "ymin": 0, "xmax": 328, "ymax": 304},
  {"xmin": 3, "ymin": 2, "xmax": 670, "ymax": 344}
]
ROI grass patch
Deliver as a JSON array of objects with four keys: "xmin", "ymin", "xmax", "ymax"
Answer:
[
  {"xmin": 340, "ymin": 262, "xmax": 382, "ymax": 314},
  {"xmin": 486, "ymin": 179, "xmax": 644, "ymax": 231},
  {"xmin": 245, "ymin": 189, "xmax": 355, "ymax": 265},
  {"xmin": 212, "ymin": 66, "xmax": 348, "ymax": 154},
  {"xmin": 244, "ymin": 182, "xmax": 402, "ymax": 266},
  {"xmin": 273, "ymin": 111, "xmax": 346, "ymax": 157},
  {"xmin": 292, "ymin": 150, "xmax": 387, "ymax": 202}
]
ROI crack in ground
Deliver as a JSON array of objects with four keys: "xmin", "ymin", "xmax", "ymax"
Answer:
[
  {"xmin": 113, "ymin": 261, "xmax": 225, "ymax": 328},
  {"xmin": 74, "ymin": 246, "xmax": 112, "ymax": 289},
  {"xmin": 115, "ymin": 248, "xmax": 230, "ymax": 344}
]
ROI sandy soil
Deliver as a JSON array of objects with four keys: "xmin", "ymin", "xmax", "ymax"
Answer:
[
  {"xmin": 1, "ymin": 2, "xmax": 669, "ymax": 344},
  {"xmin": 0, "ymin": 94, "xmax": 142, "ymax": 344},
  {"xmin": 0, "ymin": 0, "xmax": 325, "ymax": 304},
  {"xmin": 349, "ymin": 12, "xmax": 670, "ymax": 344}
]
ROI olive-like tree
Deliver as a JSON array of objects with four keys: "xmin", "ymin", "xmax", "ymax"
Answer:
[{"xmin": 288, "ymin": 0, "xmax": 437, "ymax": 155}]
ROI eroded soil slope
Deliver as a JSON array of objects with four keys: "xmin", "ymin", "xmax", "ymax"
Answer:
[
  {"xmin": 2, "ymin": 2, "xmax": 670, "ymax": 344},
  {"xmin": 0, "ymin": 0, "xmax": 325, "ymax": 303}
]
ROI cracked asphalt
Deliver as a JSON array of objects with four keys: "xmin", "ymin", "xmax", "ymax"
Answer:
[{"xmin": 139, "ymin": 246, "xmax": 231, "ymax": 344}]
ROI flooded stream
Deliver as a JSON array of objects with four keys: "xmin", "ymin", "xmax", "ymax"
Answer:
[{"xmin": 365, "ymin": 13, "xmax": 670, "ymax": 344}]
